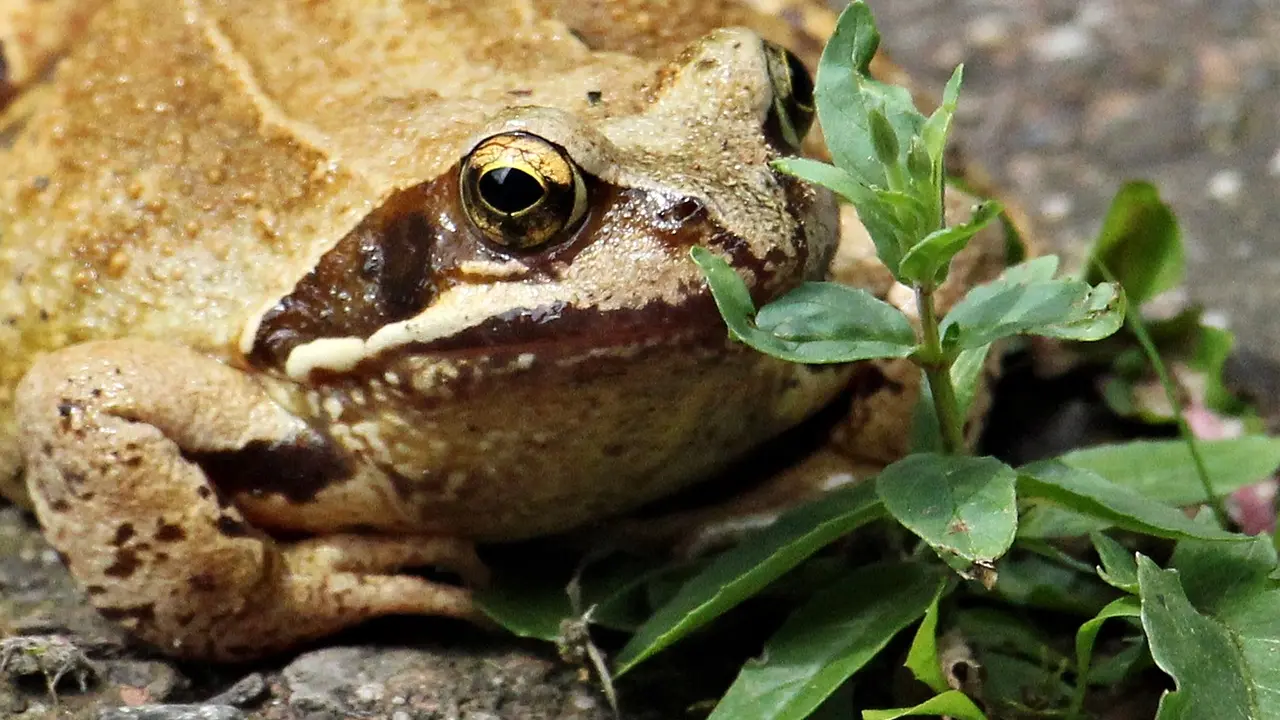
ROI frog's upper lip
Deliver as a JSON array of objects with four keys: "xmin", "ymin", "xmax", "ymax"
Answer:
[
  {"xmin": 279, "ymin": 293, "xmax": 739, "ymax": 381},
  {"xmin": 400, "ymin": 296, "xmax": 729, "ymax": 356}
]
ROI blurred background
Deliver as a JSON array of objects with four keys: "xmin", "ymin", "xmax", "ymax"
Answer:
[{"xmin": 868, "ymin": 0, "xmax": 1280, "ymax": 355}]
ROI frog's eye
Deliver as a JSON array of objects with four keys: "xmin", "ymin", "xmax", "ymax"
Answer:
[
  {"xmin": 763, "ymin": 42, "xmax": 815, "ymax": 150},
  {"xmin": 460, "ymin": 132, "xmax": 588, "ymax": 250}
]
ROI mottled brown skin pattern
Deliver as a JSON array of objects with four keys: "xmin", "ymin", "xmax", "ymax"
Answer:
[{"xmin": 0, "ymin": 0, "xmax": 1011, "ymax": 660}]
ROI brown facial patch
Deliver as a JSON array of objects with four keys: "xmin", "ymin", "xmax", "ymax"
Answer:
[
  {"xmin": 190, "ymin": 428, "xmax": 354, "ymax": 505},
  {"xmin": 250, "ymin": 161, "xmax": 812, "ymax": 374},
  {"xmin": 250, "ymin": 186, "xmax": 443, "ymax": 368}
]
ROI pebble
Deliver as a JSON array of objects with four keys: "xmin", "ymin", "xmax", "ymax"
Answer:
[
  {"xmin": 1032, "ymin": 25, "xmax": 1094, "ymax": 63},
  {"xmin": 1207, "ymin": 169, "xmax": 1243, "ymax": 204}
]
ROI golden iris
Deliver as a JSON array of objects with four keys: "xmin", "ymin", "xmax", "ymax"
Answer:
[{"xmin": 460, "ymin": 132, "xmax": 588, "ymax": 249}]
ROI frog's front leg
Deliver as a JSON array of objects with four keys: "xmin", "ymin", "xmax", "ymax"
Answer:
[{"xmin": 15, "ymin": 339, "xmax": 486, "ymax": 661}]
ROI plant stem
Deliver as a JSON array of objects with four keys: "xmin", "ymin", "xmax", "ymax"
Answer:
[
  {"xmin": 1086, "ymin": 260, "xmax": 1232, "ymax": 529},
  {"xmin": 915, "ymin": 286, "xmax": 967, "ymax": 455},
  {"xmin": 1125, "ymin": 302, "xmax": 1232, "ymax": 529}
]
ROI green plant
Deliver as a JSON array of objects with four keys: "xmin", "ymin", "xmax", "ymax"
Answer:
[{"xmin": 477, "ymin": 4, "xmax": 1280, "ymax": 718}]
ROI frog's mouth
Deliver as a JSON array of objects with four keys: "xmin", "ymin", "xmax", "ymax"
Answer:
[{"xmin": 275, "ymin": 280, "xmax": 769, "ymax": 383}]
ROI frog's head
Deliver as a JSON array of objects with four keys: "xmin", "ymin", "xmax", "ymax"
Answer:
[{"xmin": 240, "ymin": 29, "xmax": 846, "ymax": 538}]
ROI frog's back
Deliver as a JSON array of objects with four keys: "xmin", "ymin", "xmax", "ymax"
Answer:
[
  {"xmin": 0, "ymin": 0, "xmax": 830, "ymax": 497},
  {"xmin": 0, "ymin": 0, "xmax": 813, "ymax": 371}
]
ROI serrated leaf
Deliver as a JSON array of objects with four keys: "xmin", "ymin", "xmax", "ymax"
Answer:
[
  {"xmin": 1019, "ymin": 438, "xmax": 1280, "ymax": 539},
  {"xmin": 876, "ymin": 454, "xmax": 1017, "ymax": 567},
  {"xmin": 905, "ymin": 587, "xmax": 949, "ymax": 693},
  {"xmin": 709, "ymin": 562, "xmax": 944, "ymax": 720},
  {"xmin": 614, "ymin": 483, "xmax": 885, "ymax": 674},
  {"xmin": 863, "ymin": 690, "xmax": 987, "ymax": 720},
  {"xmin": 898, "ymin": 201, "xmax": 1002, "ymax": 286},
  {"xmin": 1083, "ymin": 181, "xmax": 1184, "ymax": 306},
  {"xmin": 692, "ymin": 247, "xmax": 917, "ymax": 364},
  {"xmin": 1017, "ymin": 460, "xmax": 1248, "ymax": 542},
  {"xmin": 940, "ymin": 263, "xmax": 1125, "ymax": 351},
  {"xmin": 1136, "ymin": 555, "xmax": 1263, "ymax": 719},
  {"xmin": 1090, "ymin": 532, "xmax": 1139, "ymax": 593}
]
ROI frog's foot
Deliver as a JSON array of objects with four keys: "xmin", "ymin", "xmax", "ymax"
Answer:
[{"xmin": 14, "ymin": 339, "xmax": 486, "ymax": 661}]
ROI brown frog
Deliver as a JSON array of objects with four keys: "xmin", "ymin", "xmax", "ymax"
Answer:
[{"xmin": 0, "ymin": 0, "xmax": 1010, "ymax": 660}]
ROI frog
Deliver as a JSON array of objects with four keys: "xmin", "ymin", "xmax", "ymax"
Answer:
[{"xmin": 0, "ymin": 0, "xmax": 1012, "ymax": 661}]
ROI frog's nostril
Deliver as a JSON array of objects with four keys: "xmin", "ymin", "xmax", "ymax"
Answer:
[{"xmin": 658, "ymin": 197, "xmax": 706, "ymax": 225}]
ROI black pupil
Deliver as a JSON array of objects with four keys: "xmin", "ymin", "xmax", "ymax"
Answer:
[
  {"xmin": 785, "ymin": 49, "xmax": 814, "ymax": 111},
  {"xmin": 479, "ymin": 167, "xmax": 546, "ymax": 214}
]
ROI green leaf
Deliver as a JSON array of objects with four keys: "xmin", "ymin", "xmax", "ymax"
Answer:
[
  {"xmin": 474, "ymin": 552, "xmax": 675, "ymax": 640},
  {"xmin": 951, "ymin": 345, "xmax": 990, "ymax": 420},
  {"xmin": 905, "ymin": 587, "xmax": 949, "ymax": 693},
  {"xmin": 1083, "ymin": 181, "xmax": 1184, "ymax": 306},
  {"xmin": 989, "ymin": 552, "xmax": 1116, "ymax": 616},
  {"xmin": 868, "ymin": 106, "xmax": 901, "ymax": 169},
  {"xmin": 919, "ymin": 65, "xmax": 964, "ymax": 169},
  {"xmin": 954, "ymin": 607, "xmax": 1069, "ymax": 665},
  {"xmin": 614, "ymin": 483, "xmax": 885, "ymax": 674},
  {"xmin": 1067, "ymin": 437, "xmax": 1280, "ymax": 505},
  {"xmin": 692, "ymin": 247, "xmax": 917, "ymax": 364},
  {"xmin": 898, "ymin": 201, "xmax": 1003, "ymax": 286},
  {"xmin": 1017, "ymin": 460, "xmax": 1248, "ymax": 542},
  {"xmin": 1163, "ymin": 531, "xmax": 1280, "ymax": 718},
  {"xmin": 1090, "ymin": 532, "xmax": 1139, "ymax": 593},
  {"xmin": 1020, "ymin": 438, "xmax": 1280, "ymax": 539},
  {"xmin": 862, "ymin": 691, "xmax": 988, "ymax": 720},
  {"xmin": 773, "ymin": 157, "xmax": 914, "ymax": 275},
  {"xmin": 1071, "ymin": 596, "xmax": 1141, "ymax": 715},
  {"xmin": 1136, "ymin": 555, "xmax": 1262, "ymax": 719},
  {"xmin": 876, "ymin": 454, "xmax": 1018, "ymax": 567},
  {"xmin": 772, "ymin": 157, "xmax": 865, "ymax": 201},
  {"xmin": 815, "ymin": 1, "xmax": 922, "ymax": 191},
  {"xmin": 979, "ymin": 652, "xmax": 1074, "ymax": 714},
  {"xmin": 709, "ymin": 562, "xmax": 944, "ymax": 720},
  {"xmin": 1002, "ymin": 255, "xmax": 1060, "ymax": 283},
  {"xmin": 940, "ymin": 261, "xmax": 1125, "ymax": 351}
]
